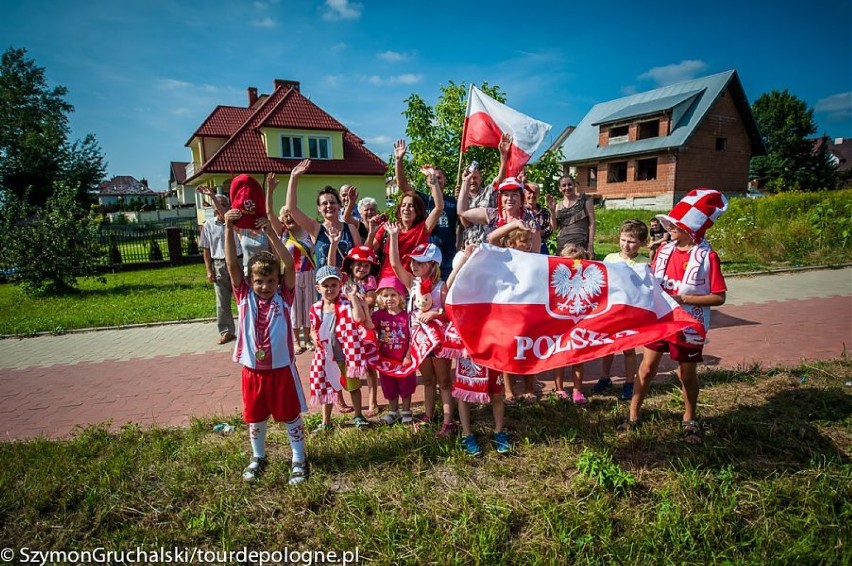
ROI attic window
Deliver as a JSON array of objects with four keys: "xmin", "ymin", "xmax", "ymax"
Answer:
[
  {"xmin": 281, "ymin": 136, "xmax": 303, "ymax": 158},
  {"xmin": 638, "ymin": 120, "xmax": 660, "ymax": 140},
  {"xmin": 308, "ymin": 137, "xmax": 331, "ymax": 160},
  {"xmin": 716, "ymin": 137, "xmax": 727, "ymax": 151},
  {"xmin": 609, "ymin": 125, "xmax": 629, "ymax": 145}
]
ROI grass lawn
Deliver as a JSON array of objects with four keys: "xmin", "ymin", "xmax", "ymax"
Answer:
[{"xmin": 1, "ymin": 359, "xmax": 849, "ymax": 564}]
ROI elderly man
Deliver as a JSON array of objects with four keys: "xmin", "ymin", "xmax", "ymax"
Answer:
[{"xmin": 199, "ymin": 194, "xmax": 242, "ymax": 344}]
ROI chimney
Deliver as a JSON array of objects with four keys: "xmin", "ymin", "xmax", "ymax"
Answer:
[
  {"xmin": 247, "ymin": 87, "xmax": 258, "ymax": 106},
  {"xmin": 140, "ymin": 178, "xmax": 149, "ymax": 189},
  {"xmin": 273, "ymin": 79, "xmax": 300, "ymax": 92}
]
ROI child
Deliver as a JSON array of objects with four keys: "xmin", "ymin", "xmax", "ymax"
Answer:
[
  {"xmin": 366, "ymin": 276, "xmax": 417, "ymax": 425},
  {"xmin": 647, "ymin": 217, "xmax": 670, "ymax": 262},
  {"xmin": 446, "ymin": 245, "xmax": 510, "ymax": 456},
  {"xmin": 592, "ymin": 219, "xmax": 650, "ymax": 400},
  {"xmin": 487, "ymin": 220, "xmax": 539, "ymax": 405},
  {"xmin": 308, "ymin": 265, "xmax": 371, "ymax": 431},
  {"xmin": 222, "ymin": 209, "xmax": 309, "ymax": 484},
  {"xmin": 552, "ymin": 242, "xmax": 591, "ymax": 404},
  {"xmin": 625, "ymin": 189, "xmax": 728, "ymax": 444},
  {"xmin": 386, "ymin": 224, "xmax": 456, "ymax": 434}
]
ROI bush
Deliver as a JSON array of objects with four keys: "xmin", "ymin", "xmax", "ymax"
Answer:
[
  {"xmin": 148, "ymin": 237, "xmax": 163, "ymax": 261},
  {"xmin": 0, "ymin": 184, "xmax": 106, "ymax": 295}
]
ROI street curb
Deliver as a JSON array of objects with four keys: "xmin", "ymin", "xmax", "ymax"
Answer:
[{"xmin": 2, "ymin": 263, "xmax": 849, "ymax": 340}]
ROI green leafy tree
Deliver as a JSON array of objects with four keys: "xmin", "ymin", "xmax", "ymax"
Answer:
[
  {"xmin": 400, "ymin": 81, "xmax": 505, "ymax": 191},
  {"xmin": 526, "ymin": 145, "xmax": 565, "ymax": 199},
  {"xmin": 0, "ymin": 47, "xmax": 106, "ymax": 208},
  {"xmin": 0, "ymin": 184, "xmax": 105, "ymax": 295},
  {"xmin": 750, "ymin": 90, "xmax": 838, "ymax": 192}
]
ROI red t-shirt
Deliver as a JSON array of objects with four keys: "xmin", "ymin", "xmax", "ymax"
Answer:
[
  {"xmin": 653, "ymin": 246, "xmax": 727, "ymax": 296},
  {"xmin": 374, "ymin": 222, "xmax": 431, "ymax": 279}
]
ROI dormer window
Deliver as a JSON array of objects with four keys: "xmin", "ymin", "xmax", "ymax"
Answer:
[
  {"xmin": 308, "ymin": 136, "xmax": 331, "ymax": 159},
  {"xmin": 638, "ymin": 120, "xmax": 660, "ymax": 140},
  {"xmin": 281, "ymin": 136, "xmax": 303, "ymax": 158},
  {"xmin": 609, "ymin": 125, "xmax": 629, "ymax": 144}
]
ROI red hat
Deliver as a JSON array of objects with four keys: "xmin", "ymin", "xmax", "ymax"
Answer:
[
  {"xmin": 376, "ymin": 275, "xmax": 406, "ymax": 296},
  {"xmin": 408, "ymin": 242, "xmax": 442, "ymax": 265},
  {"xmin": 656, "ymin": 188, "xmax": 728, "ymax": 243},
  {"xmin": 229, "ymin": 174, "xmax": 266, "ymax": 230},
  {"xmin": 342, "ymin": 245, "xmax": 379, "ymax": 276},
  {"xmin": 495, "ymin": 177, "xmax": 524, "ymax": 192}
]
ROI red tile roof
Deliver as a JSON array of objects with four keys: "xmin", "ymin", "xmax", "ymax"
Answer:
[
  {"xmin": 170, "ymin": 161, "xmax": 189, "ymax": 185},
  {"xmin": 186, "ymin": 83, "xmax": 386, "ymax": 181}
]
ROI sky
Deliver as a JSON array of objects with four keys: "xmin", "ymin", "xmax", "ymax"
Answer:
[{"xmin": 2, "ymin": 0, "xmax": 850, "ymax": 191}]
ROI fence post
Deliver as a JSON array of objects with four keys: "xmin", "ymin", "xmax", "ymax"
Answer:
[{"xmin": 165, "ymin": 226, "xmax": 183, "ymax": 265}]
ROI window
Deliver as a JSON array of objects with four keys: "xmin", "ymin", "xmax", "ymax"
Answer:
[
  {"xmin": 638, "ymin": 120, "xmax": 660, "ymax": 140},
  {"xmin": 716, "ymin": 137, "xmax": 727, "ymax": 151},
  {"xmin": 636, "ymin": 158, "xmax": 657, "ymax": 181},
  {"xmin": 609, "ymin": 125, "xmax": 629, "ymax": 144},
  {"xmin": 281, "ymin": 136, "xmax": 303, "ymax": 158},
  {"xmin": 608, "ymin": 161, "xmax": 628, "ymax": 183},
  {"xmin": 588, "ymin": 166, "xmax": 598, "ymax": 190},
  {"xmin": 308, "ymin": 136, "xmax": 331, "ymax": 159}
]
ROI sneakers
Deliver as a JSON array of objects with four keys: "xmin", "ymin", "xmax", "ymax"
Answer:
[
  {"xmin": 460, "ymin": 434, "xmax": 482, "ymax": 457},
  {"xmin": 591, "ymin": 377, "xmax": 613, "ymax": 393},
  {"xmin": 352, "ymin": 415, "xmax": 370, "ymax": 429},
  {"xmin": 242, "ymin": 456, "xmax": 267, "ymax": 481},
  {"xmin": 381, "ymin": 411, "xmax": 399, "ymax": 425},
  {"xmin": 437, "ymin": 422, "xmax": 458, "ymax": 437},
  {"xmin": 572, "ymin": 390, "xmax": 589, "ymax": 405},
  {"xmin": 288, "ymin": 459, "xmax": 310, "ymax": 485},
  {"xmin": 494, "ymin": 431, "xmax": 512, "ymax": 454},
  {"xmin": 620, "ymin": 382, "xmax": 634, "ymax": 401}
]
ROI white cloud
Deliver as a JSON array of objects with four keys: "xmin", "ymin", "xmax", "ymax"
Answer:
[
  {"xmin": 252, "ymin": 17, "xmax": 277, "ymax": 28},
  {"xmin": 322, "ymin": 0, "xmax": 363, "ymax": 21},
  {"xmin": 815, "ymin": 92, "xmax": 852, "ymax": 120},
  {"xmin": 367, "ymin": 135, "xmax": 392, "ymax": 145},
  {"xmin": 367, "ymin": 74, "xmax": 423, "ymax": 86},
  {"xmin": 324, "ymin": 75, "xmax": 344, "ymax": 88},
  {"xmin": 377, "ymin": 50, "xmax": 410, "ymax": 63},
  {"xmin": 638, "ymin": 60, "xmax": 708, "ymax": 86},
  {"xmin": 157, "ymin": 79, "xmax": 193, "ymax": 90},
  {"xmin": 330, "ymin": 42, "xmax": 347, "ymax": 52}
]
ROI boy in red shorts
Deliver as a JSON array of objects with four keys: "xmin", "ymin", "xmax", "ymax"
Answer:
[
  {"xmin": 625, "ymin": 189, "xmax": 728, "ymax": 444},
  {"xmin": 223, "ymin": 207, "xmax": 309, "ymax": 483}
]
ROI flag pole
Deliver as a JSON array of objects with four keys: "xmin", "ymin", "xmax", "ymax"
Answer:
[{"xmin": 456, "ymin": 84, "xmax": 474, "ymax": 191}]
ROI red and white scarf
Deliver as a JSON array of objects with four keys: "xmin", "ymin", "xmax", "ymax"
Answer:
[
  {"xmin": 452, "ymin": 354, "xmax": 498, "ymax": 404},
  {"xmin": 652, "ymin": 240, "xmax": 712, "ymax": 345},
  {"xmin": 308, "ymin": 297, "xmax": 373, "ymax": 405}
]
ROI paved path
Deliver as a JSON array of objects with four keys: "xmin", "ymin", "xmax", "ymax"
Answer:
[{"xmin": 0, "ymin": 268, "xmax": 849, "ymax": 441}]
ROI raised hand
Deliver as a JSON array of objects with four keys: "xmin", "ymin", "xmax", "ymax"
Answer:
[
  {"xmin": 545, "ymin": 194, "xmax": 556, "ymax": 211},
  {"xmin": 266, "ymin": 172, "xmax": 278, "ymax": 192},
  {"xmin": 499, "ymin": 132, "xmax": 513, "ymax": 156},
  {"xmin": 393, "ymin": 139, "xmax": 407, "ymax": 160},
  {"xmin": 224, "ymin": 209, "xmax": 242, "ymax": 225},
  {"xmin": 196, "ymin": 186, "xmax": 216, "ymax": 197},
  {"xmin": 291, "ymin": 159, "xmax": 311, "ymax": 177},
  {"xmin": 384, "ymin": 222, "xmax": 400, "ymax": 237},
  {"xmin": 255, "ymin": 216, "xmax": 270, "ymax": 232}
]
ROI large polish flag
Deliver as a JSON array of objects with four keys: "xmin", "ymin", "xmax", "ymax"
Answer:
[
  {"xmin": 445, "ymin": 245, "xmax": 705, "ymax": 375},
  {"xmin": 462, "ymin": 85, "xmax": 552, "ymax": 177}
]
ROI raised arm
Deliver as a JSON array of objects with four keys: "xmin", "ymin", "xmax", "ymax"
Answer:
[
  {"xmin": 198, "ymin": 186, "xmax": 229, "ymax": 218},
  {"xmin": 423, "ymin": 168, "xmax": 445, "ymax": 232},
  {"xmin": 265, "ymin": 172, "xmax": 284, "ymax": 240},
  {"xmin": 325, "ymin": 224, "xmax": 342, "ymax": 268},
  {"xmin": 284, "ymin": 159, "xmax": 320, "ymax": 239},
  {"xmin": 487, "ymin": 219, "xmax": 528, "ymax": 246},
  {"xmin": 257, "ymin": 216, "xmax": 295, "ymax": 291},
  {"xmin": 456, "ymin": 168, "xmax": 473, "ymax": 228},
  {"xmin": 386, "ymin": 223, "xmax": 414, "ymax": 289},
  {"xmin": 341, "ymin": 185, "xmax": 358, "ymax": 226},
  {"xmin": 546, "ymin": 194, "xmax": 558, "ymax": 233},
  {"xmin": 393, "ymin": 139, "xmax": 415, "ymax": 196},
  {"xmin": 349, "ymin": 291, "xmax": 374, "ymax": 328},
  {"xmin": 223, "ymin": 210, "xmax": 245, "ymax": 288},
  {"xmin": 496, "ymin": 132, "xmax": 512, "ymax": 184}
]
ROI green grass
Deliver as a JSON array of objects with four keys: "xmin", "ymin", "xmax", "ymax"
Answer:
[
  {"xmin": 0, "ymin": 264, "xmax": 215, "ymax": 336},
  {"xmin": 1, "ymin": 359, "xmax": 849, "ymax": 564}
]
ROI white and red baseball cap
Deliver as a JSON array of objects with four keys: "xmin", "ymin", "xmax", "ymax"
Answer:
[{"xmin": 408, "ymin": 243, "xmax": 442, "ymax": 265}]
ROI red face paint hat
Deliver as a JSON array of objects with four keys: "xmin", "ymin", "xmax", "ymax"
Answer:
[{"xmin": 229, "ymin": 174, "xmax": 266, "ymax": 230}]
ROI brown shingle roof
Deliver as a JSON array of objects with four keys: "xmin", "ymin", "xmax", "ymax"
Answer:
[
  {"xmin": 99, "ymin": 176, "xmax": 156, "ymax": 196},
  {"xmin": 186, "ymin": 82, "xmax": 386, "ymax": 180}
]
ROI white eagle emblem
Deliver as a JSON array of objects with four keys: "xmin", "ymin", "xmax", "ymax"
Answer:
[{"xmin": 550, "ymin": 261, "xmax": 606, "ymax": 316}]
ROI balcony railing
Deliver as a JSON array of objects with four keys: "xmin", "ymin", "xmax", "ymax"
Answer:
[{"xmin": 185, "ymin": 162, "xmax": 196, "ymax": 178}]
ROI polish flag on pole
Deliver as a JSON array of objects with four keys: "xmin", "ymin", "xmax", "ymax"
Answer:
[
  {"xmin": 462, "ymin": 85, "xmax": 552, "ymax": 177},
  {"xmin": 445, "ymin": 245, "xmax": 705, "ymax": 375}
]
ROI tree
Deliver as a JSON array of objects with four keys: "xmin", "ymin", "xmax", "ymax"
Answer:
[
  {"xmin": 0, "ymin": 47, "xmax": 106, "ymax": 208},
  {"xmin": 750, "ymin": 90, "xmax": 838, "ymax": 192},
  {"xmin": 399, "ymin": 81, "xmax": 506, "ymax": 191},
  {"xmin": 0, "ymin": 184, "xmax": 105, "ymax": 295}
]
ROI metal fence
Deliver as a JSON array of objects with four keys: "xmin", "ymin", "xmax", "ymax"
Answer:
[{"xmin": 98, "ymin": 218, "xmax": 200, "ymax": 265}]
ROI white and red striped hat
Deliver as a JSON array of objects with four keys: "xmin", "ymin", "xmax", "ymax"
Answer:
[{"xmin": 657, "ymin": 188, "xmax": 728, "ymax": 242}]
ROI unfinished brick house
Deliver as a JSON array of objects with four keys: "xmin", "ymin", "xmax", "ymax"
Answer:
[{"xmin": 558, "ymin": 70, "xmax": 765, "ymax": 209}]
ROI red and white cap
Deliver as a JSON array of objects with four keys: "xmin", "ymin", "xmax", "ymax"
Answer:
[
  {"xmin": 656, "ymin": 188, "xmax": 728, "ymax": 243},
  {"xmin": 495, "ymin": 177, "xmax": 525, "ymax": 192},
  {"xmin": 342, "ymin": 245, "xmax": 379, "ymax": 275},
  {"xmin": 408, "ymin": 242, "xmax": 442, "ymax": 265},
  {"xmin": 229, "ymin": 174, "xmax": 266, "ymax": 230}
]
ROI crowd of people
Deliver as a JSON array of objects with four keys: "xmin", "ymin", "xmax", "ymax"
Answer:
[{"xmin": 199, "ymin": 137, "xmax": 728, "ymax": 483}]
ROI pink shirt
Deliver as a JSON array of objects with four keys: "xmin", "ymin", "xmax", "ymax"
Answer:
[{"xmin": 371, "ymin": 309, "xmax": 410, "ymax": 363}]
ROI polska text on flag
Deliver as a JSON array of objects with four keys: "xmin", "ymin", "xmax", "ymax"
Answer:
[
  {"xmin": 445, "ymin": 245, "xmax": 704, "ymax": 375},
  {"xmin": 462, "ymin": 85, "xmax": 552, "ymax": 177}
]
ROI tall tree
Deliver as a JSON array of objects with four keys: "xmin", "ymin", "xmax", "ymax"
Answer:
[
  {"xmin": 750, "ymin": 90, "xmax": 838, "ymax": 191},
  {"xmin": 399, "ymin": 81, "xmax": 506, "ymax": 191},
  {"xmin": 0, "ymin": 47, "xmax": 106, "ymax": 207}
]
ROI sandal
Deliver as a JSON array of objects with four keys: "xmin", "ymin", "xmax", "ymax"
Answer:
[
  {"xmin": 335, "ymin": 393, "xmax": 354, "ymax": 414},
  {"xmin": 366, "ymin": 407, "xmax": 380, "ymax": 418},
  {"xmin": 242, "ymin": 456, "xmax": 267, "ymax": 481},
  {"xmin": 295, "ymin": 345, "xmax": 307, "ymax": 355},
  {"xmin": 616, "ymin": 419, "xmax": 641, "ymax": 434},
  {"xmin": 504, "ymin": 397, "xmax": 519, "ymax": 407},
  {"xmin": 521, "ymin": 393, "xmax": 538, "ymax": 404},
  {"xmin": 554, "ymin": 389, "xmax": 570, "ymax": 401},
  {"xmin": 572, "ymin": 390, "xmax": 589, "ymax": 405},
  {"xmin": 381, "ymin": 411, "xmax": 399, "ymax": 425},
  {"xmin": 400, "ymin": 410, "xmax": 414, "ymax": 425},
  {"xmin": 288, "ymin": 459, "xmax": 310, "ymax": 485},
  {"xmin": 682, "ymin": 420, "xmax": 704, "ymax": 444}
]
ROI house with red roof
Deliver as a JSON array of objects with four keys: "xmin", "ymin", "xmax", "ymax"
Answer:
[
  {"xmin": 184, "ymin": 79, "xmax": 387, "ymax": 223},
  {"xmin": 98, "ymin": 176, "xmax": 159, "ymax": 208}
]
